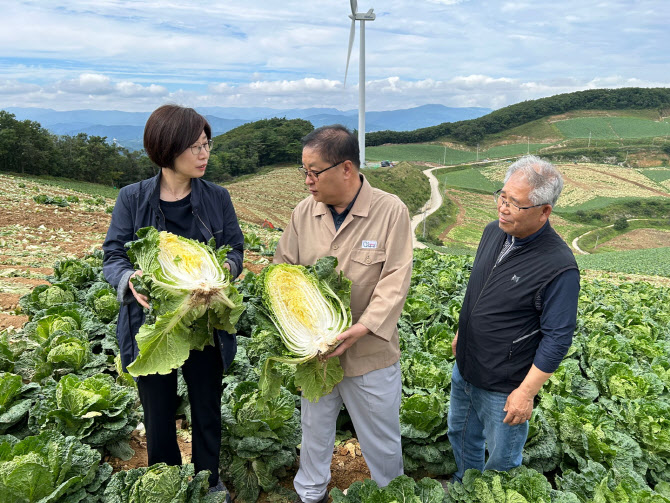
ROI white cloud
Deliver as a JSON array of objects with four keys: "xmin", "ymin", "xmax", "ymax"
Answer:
[
  {"xmin": 0, "ymin": 80, "xmax": 41, "ymax": 95},
  {"xmin": 246, "ymin": 78, "xmax": 342, "ymax": 94},
  {"xmin": 426, "ymin": 0, "xmax": 470, "ymax": 4},
  {"xmin": 2, "ymin": 73, "xmax": 669, "ymax": 112},
  {"xmin": 0, "ymin": 1, "xmax": 668, "ymax": 112},
  {"xmin": 115, "ymin": 82, "xmax": 168, "ymax": 97},
  {"xmin": 501, "ymin": 2, "xmax": 531, "ymax": 12},
  {"xmin": 55, "ymin": 74, "xmax": 113, "ymax": 95},
  {"xmin": 209, "ymin": 83, "xmax": 232, "ymax": 94}
]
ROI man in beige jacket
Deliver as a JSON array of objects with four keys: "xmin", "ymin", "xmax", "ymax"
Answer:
[{"xmin": 274, "ymin": 125, "xmax": 413, "ymax": 503}]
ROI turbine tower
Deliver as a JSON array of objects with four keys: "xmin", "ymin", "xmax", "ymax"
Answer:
[{"xmin": 344, "ymin": 0, "xmax": 375, "ymax": 168}]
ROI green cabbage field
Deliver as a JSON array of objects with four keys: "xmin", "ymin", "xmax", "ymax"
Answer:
[{"xmin": 1, "ymin": 244, "xmax": 669, "ymax": 502}]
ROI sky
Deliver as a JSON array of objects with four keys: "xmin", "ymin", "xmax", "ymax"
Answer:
[{"xmin": 0, "ymin": 0, "xmax": 668, "ymax": 113}]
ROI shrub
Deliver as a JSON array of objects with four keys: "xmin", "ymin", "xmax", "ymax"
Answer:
[{"xmin": 613, "ymin": 217, "xmax": 629, "ymax": 231}]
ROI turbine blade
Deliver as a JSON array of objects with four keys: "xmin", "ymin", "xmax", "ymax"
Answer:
[
  {"xmin": 344, "ymin": 18, "xmax": 355, "ymax": 87},
  {"xmin": 350, "ymin": 0, "xmax": 357, "ymax": 16}
]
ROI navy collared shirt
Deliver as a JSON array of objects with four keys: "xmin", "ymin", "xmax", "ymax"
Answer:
[{"xmin": 328, "ymin": 178, "xmax": 363, "ymax": 231}]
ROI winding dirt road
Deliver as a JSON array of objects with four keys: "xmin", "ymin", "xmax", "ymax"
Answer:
[
  {"xmin": 410, "ymin": 158, "xmax": 517, "ymax": 248},
  {"xmin": 411, "ymin": 166, "xmax": 444, "ymax": 248}
]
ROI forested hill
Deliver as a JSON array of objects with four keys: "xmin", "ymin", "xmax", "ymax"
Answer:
[
  {"xmin": 206, "ymin": 118, "xmax": 313, "ymax": 181},
  {"xmin": 367, "ymin": 87, "xmax": 670, "ymax": 146},
  {"xmin": 0, "ymin": 112, "xmax": 313, "ymax": 187}
]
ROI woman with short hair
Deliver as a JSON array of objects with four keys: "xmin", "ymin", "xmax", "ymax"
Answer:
[{"xmin": 103, "ymin": 104, "xmax": 243, "ymax": 498}]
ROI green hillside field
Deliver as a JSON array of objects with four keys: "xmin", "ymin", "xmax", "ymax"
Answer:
[
  {"xmin": 555, "ymin": 116, "xmax": 670, "ymax": 139},
  {"xmin": 435, "ymin": 166, "xmax": 499, "ymax": 193},
  {"xmin": 576, "ymin": 246, "xmax": 670, "ymax": 277},
  {"xmin": 366, "ymin": 142, "xmax": 550, "ymax": 165}
]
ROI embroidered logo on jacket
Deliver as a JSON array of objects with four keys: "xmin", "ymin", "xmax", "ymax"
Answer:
[
  {"xmin": 362, "ymin": 240, "xmax": 377, "ymax": 249},
  {"xmin": 511, "ymin": 274, "xmax": 521, "ymax": 283}
]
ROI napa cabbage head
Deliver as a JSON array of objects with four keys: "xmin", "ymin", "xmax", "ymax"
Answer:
[
  {"xmin": 262, "ymin": 263, "xmax": 350, "ymax": 360},
  {"xmin": 103, "ymin": 463, "xmax": 223, "ymax": 502},
  {"xmin": 19, "ymin": 283, "xmax": 77, "ymax": 316},
  {"xmin": 253, "ymin": 257, "xmax": 351, "ymax": 403},
  {"xmin": 85, "ymin": 282, "xmax": 120, "ymax": 323},
  {"xmin": 124, "ymin": 227, "xmax": 244, "ymax": 377},
  {"xmin": 52, "ymin": 257, "xmax": 95, "ymax": 286}
]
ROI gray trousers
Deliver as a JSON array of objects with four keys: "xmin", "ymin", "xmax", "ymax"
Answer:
[{"xmin": 294, "ymin": 361, "xmax": 403, "ymax": 503}]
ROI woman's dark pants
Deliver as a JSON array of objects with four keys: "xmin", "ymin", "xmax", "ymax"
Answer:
[{"xmin": 137, "ymin": 343, "xmax": 223, "ymax": 487}]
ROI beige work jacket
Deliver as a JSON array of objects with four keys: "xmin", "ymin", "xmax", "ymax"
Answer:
[{"xmin": 274, "ymin": 175, "xmax": 413, "ymax": 376}]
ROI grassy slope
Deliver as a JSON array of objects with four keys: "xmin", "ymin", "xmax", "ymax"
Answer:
[
  {"xmin": 640, "ymin": 168, "xmax": 670, "ymax": 183},
  {"xmin": 555, "ymin": 117, "xmax": 670, "ymax": 139},
  {"xmin": 364, "ymin": 161, "xmax": 431, "ymax": 215}
]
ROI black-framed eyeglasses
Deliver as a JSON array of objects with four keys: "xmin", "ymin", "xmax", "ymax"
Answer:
[
  {"xmin": 190, "ymin": 140, "xmax": 213, "ymax": 155},
  {"xmin": 494, "ymin": 189, "xmax": 548, "ymax": 211},
  {"xmin": 297, "ymin": 160, "xmax": 346, "ymax": 180}
]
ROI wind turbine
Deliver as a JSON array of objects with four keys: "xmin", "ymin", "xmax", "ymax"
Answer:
[{"xmin": 344, "ymin": 0, "xmax": 375, "ymax": 168}]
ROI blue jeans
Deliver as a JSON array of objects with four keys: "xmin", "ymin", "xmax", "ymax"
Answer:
[{"xmin": 447, "ymin": 363, "xmax": 528, "ymax": 482}]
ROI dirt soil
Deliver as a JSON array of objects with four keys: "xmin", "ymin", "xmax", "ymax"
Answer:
[
  {"xmin": 605, "ymin": 228, "xmax": 670, "ymax": 250},
  {"xmin": 0, "ymin": 204, "xmax": 111, "ymax": 330},
  {"xmin": 106, "ymin": 425, "xmax": 370, "ymax": 502},
  {"xmin": 105, "ymin": 420, "xmax": 193, "ymax": 473}
]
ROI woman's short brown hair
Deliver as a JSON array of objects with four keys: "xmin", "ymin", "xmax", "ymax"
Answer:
[{"xmin": 143, "ymin": 104, "xmax": 211, "ymax": 169}]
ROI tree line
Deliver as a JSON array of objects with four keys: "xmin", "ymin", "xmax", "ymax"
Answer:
[
  {"xmin": 366, "ymin": 87, "xmax": 670, "ymax": 146},
  {"xmin": 0, "ymin": 111, "xmax": 156, "ymax": 187},
  {"xmin": 2, "ymin": 88, "xmax": 669, "ymax": 186},
  {"xmin": 0, "ymin": 112, "xmax": 313, "ymax": 187}
]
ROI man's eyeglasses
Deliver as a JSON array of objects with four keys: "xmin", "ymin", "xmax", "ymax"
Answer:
[
  {"xmin": 190, "ymin": 140, "xmax": 213, "ymax": 155},
  {"xmin": 297, "ymin": 160, "xmax": 346, "ymax": 180},
  {"xmin": 494, "ymin": 189, "xmax": 548, "ymax": 211}
]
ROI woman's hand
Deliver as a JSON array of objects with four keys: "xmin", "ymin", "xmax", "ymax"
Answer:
[{"xmin": 129, "ymin": 270, "xmax": 150, "ymax": 309}]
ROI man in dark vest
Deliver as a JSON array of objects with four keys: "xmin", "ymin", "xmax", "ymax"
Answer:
[{"xmin": 447, "ymin": 155, "xmax": 580, "ymax": 482}]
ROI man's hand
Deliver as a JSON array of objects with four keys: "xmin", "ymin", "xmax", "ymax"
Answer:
[
  {"xmin": 503, "ymin": 364, "xmax": 552, "ymax": 425},
  {"xmin": 452, "ymin": 330, "xmax": 458, "ymax": 357},
  {"xmin": 503, "ymin": 387, "xmax": 535, "ymax": 425},
  {"xmin": 129, "ymin": 270, "xmax": 150, "ymax": 309},
  {"xmin": 327, "ymin": 323, "xmax": 370, "ymax": 358}
]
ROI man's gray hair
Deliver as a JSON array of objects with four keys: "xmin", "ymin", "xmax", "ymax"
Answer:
[{"xmin": 504, "ymin": 155, "xmax": 564, "ymax": 207}]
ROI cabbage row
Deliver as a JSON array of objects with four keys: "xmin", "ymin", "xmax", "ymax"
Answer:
[
  {"xmin": 1, "ymin": 250, "xmax": 227, "ymax": 502},
  {"xmin": 3, "ymin": 244, "xmax": 670, "ymax": 502},
  {"xmin": 397, "ymin": 250, "xmax": 670, "ymax": 502}
]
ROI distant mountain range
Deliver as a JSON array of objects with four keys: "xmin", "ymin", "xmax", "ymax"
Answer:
[{"xmin": 5, "ymin": 104, "xmax": 491, "ymax": 151}]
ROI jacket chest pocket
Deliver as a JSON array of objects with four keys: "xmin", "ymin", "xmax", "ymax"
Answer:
[{"xmin": 348, "ymin": 248, "xmax": 386, "ymax": 285}]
